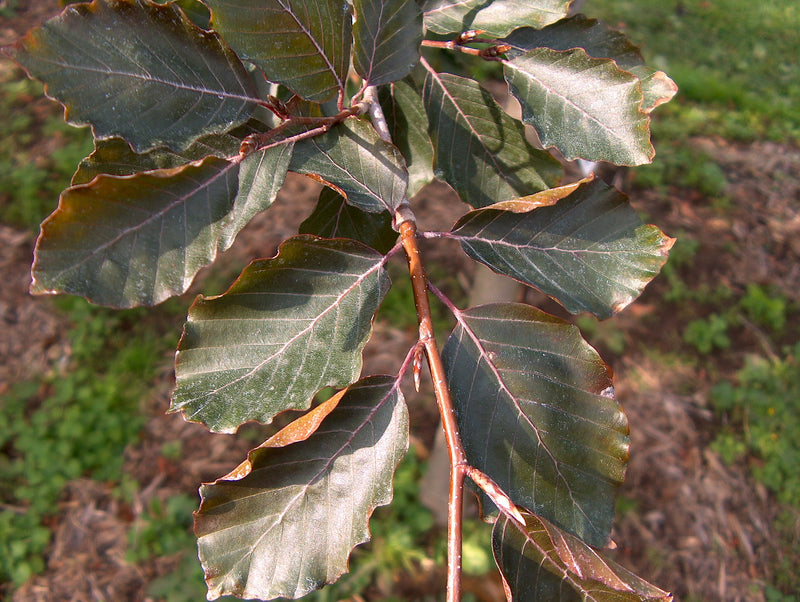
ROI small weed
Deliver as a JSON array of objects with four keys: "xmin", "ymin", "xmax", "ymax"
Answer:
[
  {"xmin": 683, "ymin": 313, "xmax": 731, "ymax": 354},
  {"xmin": 740, "ymin": 284, "xmax": 788, "ymax": 333},
  {"xmin": 576, "ymin": 314, "xmax": 626, "ymax": 355},
  {"xmin": 711, "ymin": 344, "xmax": 800, "ymax": 508}
]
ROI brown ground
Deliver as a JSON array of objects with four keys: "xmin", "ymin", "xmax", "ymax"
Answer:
[{"xmin": 2, "ymin": 2, "xmax": 799, "ymax": 601}]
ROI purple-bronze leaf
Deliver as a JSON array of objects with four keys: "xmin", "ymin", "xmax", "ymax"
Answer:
[
  {"xmin": 442, "ymin": 303, "xmax": 629, "ymax": 547},
  {"xmin": 504, "ymin": 47, "xmax": 654, "ymax": 165},
  {"xmin": 31, "ymin": 157, "xmax": 240, "ymax": 308},
  {"xmin": 170, "ymin": 236, "xmax": 391, "ymax": 433},
  {"xmin": 493, "ymin": 510, "xmax": 672, "ymax": 601},
  {"xmin": 423, "ymin": 0, "xmax": 570, "ymax": 37},
  {"xmin": 353, "ymin": 0, "xmax": 422, "ymax": 87},
  {"xmin": 196, "ymin": 376, "xmax": 408, "ymax": 600},
  {"xmin": 203, "ymin": 0, "xmax": 351, "ymax": 102},
  {"xmin": 451, "ymin": 178, "xmax": 675, "ymax": 319},
  {"xmin": 422, "ymin": 69, "xmax": 562, "ymax": 209},
  {"xmin": 6, "ymin": 0, "xmax": 259, "ymax": 153}
]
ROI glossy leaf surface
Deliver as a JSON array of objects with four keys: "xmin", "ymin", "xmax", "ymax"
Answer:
[
  {"xmin": 442, "ymin": 303, "xmax": 629, "ymax": 547},
  {"xmin": 504, "ymin": 48, "xmax": 653, "ymax": 165},
  {"xmin": 422, "ymin": 71, "xmax": 561, "ymax": 208},
  {"xmin": 451, "ymin": 178, "xmax": 674, "ymax": 319},
  {"xmin": 493, "ymin": 511, "xmax": 672, "ymax": 601},
  {"xmin": 204, "ymin": 0, "xmax": 351, "ymax": 102},
  {"xmin": 196, "ymin": 376, "xmax": 408, "ymax": 600},
  {"xmin": 354, "ymin": 0, "xmax": 422, "ymax": 86},
  {"xmin": 171, "ymin": 236, "xmax": 390, "ymax": 433},
  {"xmin": 290, "ymin": 117, "xmax": 409, "ymax": 213},
  {"xmin": 423, "ymin": 0, "xmax": 569, "ymax": 37},
  {"xmin": 378, "ymin": 80, "xmax": 436, "ymax": 198},
  {"xmin": 32, "ymin": 157, "xmax": 239, "ymax": 308},
  {"xmin": 502, "ymin": 16, "xmax": 677, "ymax": 114},
  {"xmin": 300, "ymin": 188, "xmax": 398, "ymax": 254},
  {"xmin": 8, "ymin": 0, "xmax": 258, "ymax": 153}
]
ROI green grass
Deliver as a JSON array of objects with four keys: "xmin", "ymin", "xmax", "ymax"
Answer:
[{"xmin": 591, "ymin": 0, "xmax": 800, "ymax": 143}]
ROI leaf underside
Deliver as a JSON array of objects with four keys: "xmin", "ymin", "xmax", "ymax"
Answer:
[
  {"xmin": 204, "ymin": 0, "xmax": 351, "ymax": 102},
  {"xmin": 493, "ymin": 511, "xmax": 673, "ymax": 601},
  {"xmin": 9, "ymin": 0, "xmax": 258, "ymax": 153},
  {"xmin": 442, "ymin": 303, "xmax": 629, "ymax": 547},
  {"xmin": 504, "ymin": 47, "xmax": 653, "ymax": 165},
  {"xmin": 31, "ymin": 157, "xmax": 240, "ymax": 308},
  {"xmin": 422, "ymin": 71, "xmax": 562, "ymax": 209},
  {"xmin": 170, "ymin": 235, "xmax": 391, "ymax": 433},
  {"xmin": 290, "ymin": 117, "xmax": 409, "ymax": 214},
  {"xmin": 196, "ymin": 375, "xmax": 409, "ymax": 601},
  {"xmin": 452, "ymin": 178, "xmax": 674, "ymax": 319}
]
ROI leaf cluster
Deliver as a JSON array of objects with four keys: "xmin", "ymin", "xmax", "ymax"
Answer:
[{"xmin": 3, "ymin": 0, "xmax": 678, "ymax": 599}]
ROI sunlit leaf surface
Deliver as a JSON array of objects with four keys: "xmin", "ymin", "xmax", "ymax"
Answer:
[
  {"xmin": 290, "ymin": 117, "xmax": 409, "ymax": 213},
  {"xmin": 171, "ymin": 236, "xmax": 390, "ymax": 432},
  {"xmin": 451, "ymin": 178, "xmax": 674, "ymax": 319},
  {"xmin": 8, "ymin": 0, "xmax": 258, "ymax": 153},
  {"xmin": 197, "ymin": 376, "xmax": 408, "ymax": 601},
  {"xmin": 504, "ymin": 47, "xmax": 653, "ymax": 165},
  {"xmin": 442, "ymin": 303, "xmax": 629, "ymax": 546},
  {"xmin": 422, "ymin": 71, "xmax": 561, "ymax": 208},
  {"xmin": 354, "ymin": 0, "xmax": 422, "ymax": 86},
  {"xmin": 423, "ymin": 0, "xmax": 569, "ymax": 36},
  {"xmin": 32, "ymin": 157, "xmax": 239, "ymax": 308},
  {"xmin": 204, "ymin": 0, "xmax": 351, "ymax": 102},
  {"xmin": 493, "ymin": 511, "xmax": 673, "ymax": 601}
]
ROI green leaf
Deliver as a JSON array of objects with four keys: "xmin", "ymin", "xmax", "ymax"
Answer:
[
  {"xmin": 196, "ymin": 376, "xmax": 408, "ymax": 601},
  {"xmin": 502, "ymin": 16, "xmax": 677, "ymax": 114},
  {"xmin": 504, "ymin": 47, "xmax": 653, "ymax": 165},
  {"xmin": 493, "ymin": 511, "xmax": 672, "ymax": 601},
  {"xmin": 441, "ymin": 303, "xmax": 629, "ymax": 547},
  {"xmin": 290, "ymin": 117, "xmax": 409, "ymax": 213},
  {"xmin": 378, "ymin": 80, "xmax": 436, "ymax": 198},
  {"xmin": 450, "ymin": 178, "xmax": 674, "ymax": 319},
  {"xmin": 204, "ymin": 0, "xmax": 351, "ymax": 102},
  {"xmin": 71, "ymin": 119, "xmax": 269, "ymax": 185},
  {"xmin": 423, "ymin": 0, "xmax": 570, "ymax": 37},
  {"xmin": 422, "ymin": 71, "xmax": 561, "ymax": 208},
  {"xmin": 170, "ymin": 236, "xmax": 391, "ymax": 433},
  {"xmin": 31, "ymin": 157, "xmax": 240, "ymax": 308},
  {"xmin": 299, "ymin": 188, "xmax": 398, "ymax": 254},
  {"xmin": 353, "ymin": 0, "xmax": 422, "ymax": 86},
  {"xmin": 7, "ymin": 0, "xmax": 258, "ymax": 153}
]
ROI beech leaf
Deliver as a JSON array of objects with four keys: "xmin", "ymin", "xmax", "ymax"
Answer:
[
  {"xmin": 6, "ymin": 0, "xmax": 259, "ymax": 153},
  {"xmin": 300, "ymin": 188, "xmax": 398, "ymax": 254},
  {"xmin": 196, "ymin": 376, "xmax": 408, "ymax": 601},
  {"xmin": 290, "ymin": 117, "xmax": 409, "ymax": 213},
  {"xmin": 31, "ymin": 157, "xmax": 240, "ymax": 308},
  {"xmin": 378, "ymin": 80, "xmax": 436, "ymax": 198},
  {"xmin": 451, "ymin": 178, "xmax": 675, "ymax": 319},
  {"xmin": 504, "ymin": 47, "xmax": 653, "ymax": 165},
  {"xmin": 203, "ymin": 0, "xmax": 351, "ymax": 102},
  {"xmin": 422, "ymin": 71, "xmax": 561, "ymax": 208},
  {"xmin": 441, "ymin": 303, "xmax": 629, "ymax": 546},
  {"xmin": 353, "ymin": 0, "xmax": 422, "ymax": 86},
  {"xmin": 170, "ymin": 236, "xmax": 391, "ymax": 433},
  {"xmin": 423, "ymin": 0, "xmax": 570, "ymax": 37},
  {"xmin": 493, "ymin": 511, "xmax": 673, "ymax": 601},
  {"xmin": 502, "ymin": 16, "xmax": 677, "ymax": 114}
]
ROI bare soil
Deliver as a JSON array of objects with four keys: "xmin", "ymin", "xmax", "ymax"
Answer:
[{"xmin": 2, "ymin": 3, "xmax": 799, "ymax": 601}]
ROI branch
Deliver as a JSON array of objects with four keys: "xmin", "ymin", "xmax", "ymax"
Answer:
[{"xmin": 364, "ymin": 85, "xmax": 469, "ymax": 602}]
